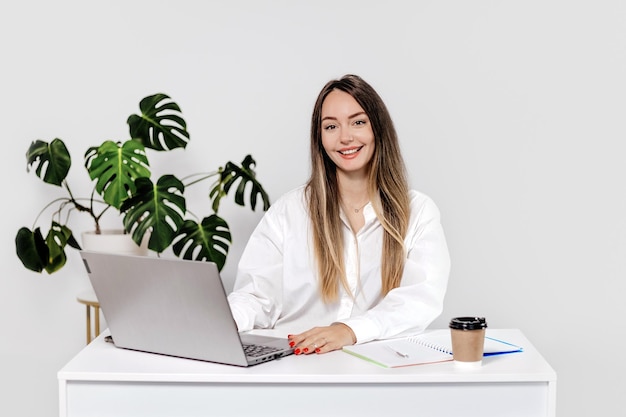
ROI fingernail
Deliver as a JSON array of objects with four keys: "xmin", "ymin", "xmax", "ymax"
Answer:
[
  {"xmin": 294, "ymin": 348, "xmax": 301, "ymax": 355},
  {"xmin": 315, "ymin": 348, "xmax": 321, "ymax": 353},
  {"xmin": 303, "ymin": 348, "xmax": 309, "ymax": 353},
  {"xmin": 289, "ymin": 341, "xmax": 295, "ymax": 347}
]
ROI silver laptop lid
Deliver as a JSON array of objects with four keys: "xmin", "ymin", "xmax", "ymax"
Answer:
[{"xmin": 80, "ymin": 251, "xmax": 252, "ymax": 366}]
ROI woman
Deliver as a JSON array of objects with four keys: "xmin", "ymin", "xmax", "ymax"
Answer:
[{"xmin": 227, "ymin": 74, "xmax": 450, "ymax": 355}]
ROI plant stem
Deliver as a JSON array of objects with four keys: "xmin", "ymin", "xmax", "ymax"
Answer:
[{"xmin": 181, "ymin": 171, "xmax": 219, "ymax": 188}]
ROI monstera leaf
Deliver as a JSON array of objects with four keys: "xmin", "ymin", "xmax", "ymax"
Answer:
[
  {"xmin": 127, "ymin": 93, "xmax": 190, "ymax": 151},
  {"xmin": 26, "ymin": 138, "xmax": 71, "ymax": 186},
  {"xmin": 15, "ymin": 227, "xmax": 48, "ymax": 273},
  {"xmin": 121, "ymin": 175, "xmax": 186, "ymax": 253},
  {"xmin": 84, "ymin": 140, "xmax": 151, "ymax": 209},
  {"xmin": 15, "ymin": 223, "xmax": 81, "ymax": 274},
  {"xmin": 172, "ymin": 216, "xmax": 232, "ymax": 271},
  {"xmin": 209, "ymin": 155, "xmax": 271, "ymax": 213},
  {"xmin": 45, "ymin": 222, "xmax": 81, "ymax": 273}
]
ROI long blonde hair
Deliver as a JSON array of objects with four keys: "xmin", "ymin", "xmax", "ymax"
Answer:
[{"xmin": 305, "ymin": 75, "xmax": 411, "ymax": 302}]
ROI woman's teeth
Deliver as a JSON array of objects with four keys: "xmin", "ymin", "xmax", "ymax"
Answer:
[{"xmin": 339, "ymin": 147, "xmax": 361, "ymax": 155}]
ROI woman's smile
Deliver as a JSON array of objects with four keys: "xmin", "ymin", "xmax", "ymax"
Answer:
[{"xmin": 338, "ymin": 146, "xmax": 364, "ymax": 157}]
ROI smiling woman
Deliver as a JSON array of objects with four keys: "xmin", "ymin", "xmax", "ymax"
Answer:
[{"xmin": 227, "ymin": 74, "xmax": 451, "ymax": 357}]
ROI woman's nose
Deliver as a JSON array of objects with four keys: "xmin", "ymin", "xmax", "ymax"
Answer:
[{"xmin": 340, "ymin": 128, "xmax": 354, "ymax": 143}]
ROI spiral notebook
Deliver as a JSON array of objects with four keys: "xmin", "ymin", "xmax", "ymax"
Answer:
[{"xmin": 343, "ymin": 329, "xmax": 523, "ymax": 368}]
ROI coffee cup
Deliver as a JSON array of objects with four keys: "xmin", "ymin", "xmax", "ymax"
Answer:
[{"xmin": 449, "ymin": 317, "xmax": 487, "ymax": 367}]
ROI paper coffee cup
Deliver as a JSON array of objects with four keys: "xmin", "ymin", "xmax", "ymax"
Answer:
[{"xmin": 449, "ymin": 317, "xmax": 487, "ymax": 367}]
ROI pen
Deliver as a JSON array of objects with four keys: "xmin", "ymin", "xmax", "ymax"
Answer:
[{"xmin": 386, "ymin": 345, "xmax": 409, "ymax": 358}]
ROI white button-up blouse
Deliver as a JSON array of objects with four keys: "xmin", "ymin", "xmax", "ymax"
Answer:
[{"xmin": 227, "ymin": 185, "xmax": 451, "ymax": 344}]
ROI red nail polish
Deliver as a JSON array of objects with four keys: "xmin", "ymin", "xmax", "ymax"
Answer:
[
  {"xmin": 294, "ymin": 348, "xmax": 301, "ymax": 355},
  {"xmin": 315, "ymin": 348, "xmax": 321, "ymax": 353},
  {"xmin": 289, "ymin": 341, "xmax": 295, "ymax": 347},
  {"xmin": 303, "ymin": 348, "xmax": 309, "ymax": 353}
]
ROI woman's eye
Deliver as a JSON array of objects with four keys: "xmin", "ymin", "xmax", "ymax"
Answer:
[
  {"xmin": 323, "ymin": 124, "xmax": 336, "ymax": 130},
  {"xmin": 354, "ymin": 119, "xmax": 366, "ymax": 126}
]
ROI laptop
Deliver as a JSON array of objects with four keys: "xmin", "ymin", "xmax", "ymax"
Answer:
[{"xmin": 79, "ymin": 250, "xmax": 294, "ymax": 366}]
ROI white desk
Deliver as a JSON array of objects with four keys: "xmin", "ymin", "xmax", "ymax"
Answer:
[{"xmin": 58, "ymin": 329, "xmax": 556, "ymax": 417}]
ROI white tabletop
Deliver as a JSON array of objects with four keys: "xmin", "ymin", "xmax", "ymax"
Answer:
[{"xmin": 58, "ymin": 329, "xmax": 556, "ymax": 384}]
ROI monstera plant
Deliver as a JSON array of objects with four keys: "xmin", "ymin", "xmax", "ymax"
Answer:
[{"xmin": 15, "ymin": 93, "xmax": 270, "ymax": 274}]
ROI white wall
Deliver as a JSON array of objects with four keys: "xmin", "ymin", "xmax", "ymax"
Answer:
[{"xmin": 1, "ymin": 1, "xmax": 624, "ymax": 416}]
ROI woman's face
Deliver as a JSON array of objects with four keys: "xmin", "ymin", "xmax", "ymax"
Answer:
[{"xmin": 320, "ymin": 89, "xmax": 375, "ymax": 177}]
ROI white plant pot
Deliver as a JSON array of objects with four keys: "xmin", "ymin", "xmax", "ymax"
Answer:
[{"xmin": 81, "ymin": 229, "xmax": 149, "ymax": 256}]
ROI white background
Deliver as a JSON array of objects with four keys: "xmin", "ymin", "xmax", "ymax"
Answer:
[{"xmin": 1, "ymin": 1, "xmax": 624, "ymax": 416}]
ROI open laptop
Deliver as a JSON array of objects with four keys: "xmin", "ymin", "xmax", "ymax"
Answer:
[{"xmin": 79, "ymin": 250, "xmax": 293, "ymax": 366}]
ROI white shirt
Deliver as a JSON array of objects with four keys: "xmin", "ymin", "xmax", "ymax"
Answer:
[{"xmin": 227, "ymin": 186, "xmax": 451, "ymax": 344}]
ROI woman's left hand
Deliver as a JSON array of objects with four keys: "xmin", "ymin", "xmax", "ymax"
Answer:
[{"xmin": 288, "ymin": 323, "xmax": 356, "ymax": 355}]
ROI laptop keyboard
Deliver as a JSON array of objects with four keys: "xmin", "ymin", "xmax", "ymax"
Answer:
[{"xmin": 243, "ymin": 343, "xmax": 282, "ymax": 357}]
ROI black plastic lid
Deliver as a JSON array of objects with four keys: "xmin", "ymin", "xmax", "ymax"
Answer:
[{"xmin": 449, "ymin": 317, "xmax": 487, "ymax": 330}]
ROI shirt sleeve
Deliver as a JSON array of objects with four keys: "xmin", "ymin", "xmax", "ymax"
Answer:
[
  {"xmin": 339, "ymin": 193, "xmax": 451, "ymax": 343},
  {"xmin": 227, "ymin": 200, "xmax": 286, "ymax": 332}
]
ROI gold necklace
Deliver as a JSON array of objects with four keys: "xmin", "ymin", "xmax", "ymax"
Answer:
[{"xmin": 343, "ymin": 200, "xmax": 369, "ymax": 213}]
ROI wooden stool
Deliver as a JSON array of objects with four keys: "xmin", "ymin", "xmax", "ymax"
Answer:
[{"xmin": 76, "ymin": 290, "xmax": 101, "ymax": 344}]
